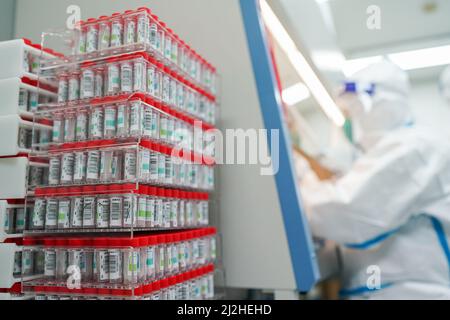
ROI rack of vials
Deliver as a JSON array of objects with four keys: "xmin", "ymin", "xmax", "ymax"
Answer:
[
  {"xmin": 22, "ymin": 6, "xmax": 221, "ymax": 300},
  {"xmin": 0, "ymin": 38, "xmax": 60, "ymax": 300}
]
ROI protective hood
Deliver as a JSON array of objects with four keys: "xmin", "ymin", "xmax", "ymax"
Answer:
[{"xmin": 339, "ymin": 59, "xmax": 413, "ymax": 150}]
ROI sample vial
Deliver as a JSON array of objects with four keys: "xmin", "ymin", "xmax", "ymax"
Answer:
[
  {"xmin": 48, "ymin": 155, "xmax": 61, "ymax": 186},
  {"xmin": 137, "ymin": 195, "xmax": 147, "ymax": 228},
  {"xmin": 64, "ymin": 113, "xmax": 76, "ymax": 142},
  {"xmin": 76, "ymin": 110, "xmax": 89, "ymax": 141},
  {"xmin": 124, "ymin": 15, "xmax": 137, "ymax": 45},
  {"xmin": 116, "ymin": 104, "xmax": 129, "ymax": 137},
  {"xmin": 150, "ymin": 150, "xmax": 159, "ymax": 183},
  {"xmin": 106, "ymin": 61, "xmax": 120, "ymax": 95},
  {"xmin": 104, "ymin": 105, "xmax": 117, "ymax": 138},
  {"xmin": 137, "ymin": 12, "xmax": 149, "ymax": 44},
  {"xmin": 45, "ymin": 198, "xmax": 58, "ymax": 230},
  {"xmin": 89, "ymin": 106, "xmax": 104, "ymax": 140},
  {"xmin": 86, "ymin": 150, "xmax": 101, "ymax": 182},
  {"xmin": 53, "ymin": 113, "xmax": 65, "ymax": 143},
  {"xmin": 139, "ymin": 149, "xmax": 150, "ymax": 181},
  {"xmin": 123, "ymin": 195, "xmax": 137, "ymax": 228},
  {"xmin": 74, "ymin": 25, "xmax": 87, "ymax": 55},
  {"xmin": 149, "ymin": 18, "xmax": 158, "ymax": 49},
  {"xmin": 86, "ymin": 21, "xmax": 99, "ymax": 54},
  {"xmin": 121, "ymin": 61, "xmax": 133, "ymax": 93},
  {"xmin": 82, "ymin": 197, "xmax": 96, "ymax": 228},
  {"xmin": 60, "ymin": 152, "xmax": 75, "ymax": 184},
  {"xmin": 146, "ymin": 193, "xmax": 155, "ymax": 228},
  {"xmin": 95, "ymin": 248, "xmax": 109, "ymax": 283},
  {"xmin": 68, "ymin": 71, "xmax": 80, "ymax": 102},
  {"xmin": 96, "ymin": 196, "xmax": 110, "ymax": 228},
  {"xmin": 73, "ymin": 151, "xmax": 87, "ymax": 184},
  {"xmin": 123, "ymin": 149, "xmax": 137, "ymax": 181},
  {"xmin": 110, "ymin": 14, "xmax": 123, "ymax": 48},
  {"xmin": 133, "ymin": 60, "xmax": 147, "ymax": 92},
  {"xmin": 129, "ymin": 101, "xmax": 143, "ymax": 136},
  {"xmin": 57, "ymin": 198, "xmax": 71, "ymax": 229},
  {"xmin": 147, "ymin": 65, "xmax": 155, "ymax": 96},
  {"xmin": 94, "ymin": 67, "xmax": 104, "ymax": 98},
  {"xmin": 70, "ymin": 197, "xmax": 83, "ymax": 228},
  {"xmin": 108, "ymin": 249, "xmax": 123, "ymax": 283},
  {"xmin": 81, "ymin": 67, "xmax": 95, "ymax": 100},
  {"xmin": 57, "ymin": 74, "xmax": 69, "ymax": 103},
  {"xmin": 162, "ymin": 73, "xmax": 170, "ymax": 103},
  {"xmin": 110, "ymin": 196, "xmax": 123, "ymax": 228},
  {"xmin": 98, "ymin": 17, "xmax": 111, "ymax": 51},
  {"xmin": 31, "ymin": 198, "xmax": 46, "ymax": 230},
  {"xmin": 29, "ymin": 91, "xmax": 39, "ymax": 112},
  {"xmin": 44, "ymin": 247, "xmax": 56, "ymax": 280}
]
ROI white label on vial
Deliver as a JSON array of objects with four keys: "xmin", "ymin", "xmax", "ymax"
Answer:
[
  {"xmin": 98, "ymin": 250, "xmax": 109, "ymax": 281},
  {"xmin": 125, "ymin": 20, "xmax": 136, "ymax": 45},
  {"xmin": 179, "ymin": 242, "xmax": 186, "ymax": 269},
  {"xmin": 140, "ymin": 149, "xmax": 150, "ymax": 179},
  {"xmin": 117, "ymin": 104, "xmax": 127, "ymax": 135},
  {"xmin": 163, "ymin": 201, "xmax": 171, "ymax": 228},
  {"xmin": 158, "ymin": 154, "xmax": 166, "ymax": 182},
  {"xmin": 110, "ymin": 197, "xmax": 123, "ymax": 227},
  {"xmin": 166, "ymin": 245, "xmax": 173, "ymax": 273},
  {"xmin": 121, "ymin": 63, "xmax": 133, "ymax": 93},
  {"xmin": 160, "ymin": 116, "xmax": 168, "ymax": 141},
  {"xmin": 58, "ymin": 80, "xmax": 68, "ymax": 103},
  {"xmin": 90, "ymin": 108, "xmax": 104, "ymax": 139},
  {"xmin": 159, "ymin": 247, "xmax": 165, "ymax": 273},
  {"xmin": 129, "ymin": 102, "xmax": 141, "ymax": 135},
  {"xmin": 124, "ymin": 151, "xmax": 137, "ymax": 180},
  {"xmin": 107, "ymin": 65, "xmax": 120, "ymax": 94},
  {"xmin": 95, "ymin": 73, "xmax": 104, "ymax": 98},
  {"xmin": 138, "ymin": 197, "xmax": 147, "ymax": 225},
  {"xmin": 171, "ymin": 244, "xmax": 178, "ymax": 271},
  {"xmin": 111, "ymin": 21, "xmax": 123, "ymax": 47},
  {"xmin": 171, "ymin": 201, "xmax": 178, "ymax": 227},
  {"xmin": 134, "ymin": 62, "xmax": 146, "ymax": 92},
  {"xmin": 147, "ymin": 67, "xmax": 155, "ymax": 95},
  {"xmin": 104, "ymin": 107, "xmax": 117, "ymax": 134},
  {"xmin": 99, "ymin": 24, "xmax": 111, "ymax": 50},
  {"xmin": 143, "ymin": 108, "xmax": 152, "ymax": 137},
  {"xmin": 33, "ymin": 199, "xmax": 46, "ymax": 228},
  {"xmin": 29, "ymin": 92, "xmax": 39, "ymax": 111},
  {"xmin": 58, "ymin": 200, "xmax": 71, "ymax": 229},
  {"xmin": 68, "ymin": 77, "xmax": 80, "ymax": 101},
  {"xmin": 96, "ymin": 198, "xmax": 110, "ymax": 228},
  {"xmin": 109, "ymin": 250, "xmax": 121, "ymax": 281},
  {"xmin": 155, "ymin": 199, "xmax": 163, "ymax": 227},
  {"xmin": 73, "ymin": 152, "xmax": 87, "ymax": 182},
  {"xmin": 86, "ymin": 151, "xmax": 100, "ymax": 180},
  {"xmin": 137, "ymin": 16, "xmax": 148, "ymax": 44},
  {"xmin": 83, "ymin": 197, "xmax": 95, "ymax": 227},
  {"xmin": 146, "ymin": 247, "xmax": 155, "ymax": 276},
  {"xmin": 127, "ymin": 251, "xmax": 138, "ymax": 279},
  {"xmin": 49, "ymin": 157, "xmax": 61, "ymax": 185},
  {"xmin": 146, "ymin": 198, "xmax": 155, "ymax": 226},
  {"xmin": 76, "ymin": 113, "xmax": 88, "ymax": 141},
  {"xmin": 86, "ymin": 26, "xmax": 98, "ymax": 53},
  {"xmin": 18, "ymin": 89, "xmax": 28, "ymax": 110},
  {"xmin": 150, "ymin": 23, "xmax": 157, "ymax": 48},
  {"xmin": 52, "ymin": 120, "xmax": 62, "ymax": 143},
  {"xmin": 150, "ymin": 152, "xmax": 158, "ymax": 181},
  {"xmin": 81, "ymin": 69, "xmax": 95, "ymax": 99},
  {"xmin": 71, "ymin": 198, "xmax": 83, "ymax": 227},
  {"xmin": 61, "ymin": 153, "xmax": 75, "ymax": 183},
  {"xmin": 162, "ymin": 75, "xmax": 170, "ymax": 102},
  {"xmin": 44, "ymin": 250, "xmax": 56, "ymax": 276},
  {"xmin": 123, "ymin": 196, "xmax": 136, "ymax": 227},
  {"xmin": 46, "ymin": 199, "xmax": 58, "ymax": 227}
]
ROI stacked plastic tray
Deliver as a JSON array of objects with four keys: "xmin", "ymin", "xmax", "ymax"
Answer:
[
  {"xmin": 22, "ymin": 7, "xmax": 221, "ymax": 300},
  {"xmin": 0, "ymin": 39, "xmax": 60, "ymax": 300}
]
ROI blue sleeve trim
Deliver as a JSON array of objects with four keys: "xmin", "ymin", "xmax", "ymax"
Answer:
[
  {"xmin": 345, "ymin": 227, "xmax": 401, "ymax": 250},
  {"xmin": 430, "ymin": 217, "xmax": 450, "ymax": 277},
  {"xmin": 339, "ymin": 282, "xmax": 395, "ymax": 298}
]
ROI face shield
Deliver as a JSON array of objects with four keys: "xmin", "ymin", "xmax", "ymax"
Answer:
[{"xmin": 336, "ymin": 62, "xmax": 413, "ymax": 151}]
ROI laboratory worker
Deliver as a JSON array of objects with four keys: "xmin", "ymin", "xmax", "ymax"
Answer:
[
  {"xmin": 440, "ymin": 65, "xmax": 450, "ymax": 105},
  {"xmin": 298, "ymin": 59, "xmax": 450, "ymax": 299}
]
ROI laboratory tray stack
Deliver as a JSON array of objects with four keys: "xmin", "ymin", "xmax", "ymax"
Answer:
[
  {"xmin": 0, "ymin": 38, "xmax": 61, "ymax": 300},
  {"xmin": 21, "ymin": 6, "xmax": 221, "ymax": 300}
]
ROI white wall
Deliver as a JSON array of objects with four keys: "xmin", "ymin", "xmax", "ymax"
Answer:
[
  {"xmin": 14, "ymin": 0, "xmax": 299, "ymax": 291},
  {"xmin": 410, "ymin": 79, "xmax": 450, "ymax": 133},
  {"xmin": 0, "ymin": 0, "xmax": 15, "ymax": 41}
]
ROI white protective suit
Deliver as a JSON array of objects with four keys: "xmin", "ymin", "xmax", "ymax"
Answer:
[{"xmin": 300, "ymin": 60, "xmax": 450, "ymax": 299}]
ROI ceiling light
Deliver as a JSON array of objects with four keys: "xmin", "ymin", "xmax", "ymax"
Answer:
[
  {"xmin": 282, "ymin": 82, "xmax": 311, "ymax": 106},
  {"xmin": 260, "ymin": 0, "xmax": 346, "ymax": 127}
]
